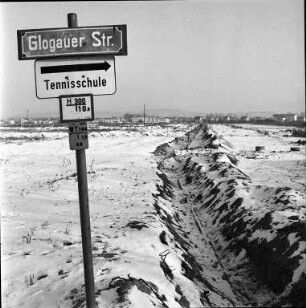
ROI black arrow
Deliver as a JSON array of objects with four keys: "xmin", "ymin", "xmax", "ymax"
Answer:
[{"xmin": 41, "ymin": 61, "xmax": 111, "ymax": 74}]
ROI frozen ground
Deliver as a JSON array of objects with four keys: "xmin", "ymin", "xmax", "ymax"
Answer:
[
  {"xmin": 154, "ymin": 123, "xmax": 306, "ymax": 307},
  {"xmin": 1, "ymin": 123, "xmax": 305, "ymax": 307}
]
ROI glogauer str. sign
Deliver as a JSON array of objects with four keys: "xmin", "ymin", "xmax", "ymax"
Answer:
[{"xmin": 17, "ymin": 25, "xmax": 127, "ymax": 60}]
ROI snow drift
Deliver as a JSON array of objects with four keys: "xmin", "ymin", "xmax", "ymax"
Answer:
[
  {"xmin": 154, "ymin": 124, "xmax": 306, "ymax": 307},
  {"xmin": 2, "ymin": 124, "xmax": 305, "ymax": 307}
]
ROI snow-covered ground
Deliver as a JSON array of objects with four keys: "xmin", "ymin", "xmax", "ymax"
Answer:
[
  {"xmin": 154, "ymin": 123, "xmax": 306, "ymax": 307},
  {"xmin": 1, "ymin": 123, "xmax": 305, "ymax": 307}
]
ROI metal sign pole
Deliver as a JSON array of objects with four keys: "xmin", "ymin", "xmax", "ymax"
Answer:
[
  {"xmin": 68, "ymin": 13, "xmax": 96, "ymax": 308},
  {"xmin": 75, "ymin": 146, "xmax": 96, "ymax": 308}
]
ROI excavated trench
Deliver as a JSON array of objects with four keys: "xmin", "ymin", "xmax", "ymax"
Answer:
[{"xmin": 153, "ymin": 124, "xmax": 306, "ymax": 307}]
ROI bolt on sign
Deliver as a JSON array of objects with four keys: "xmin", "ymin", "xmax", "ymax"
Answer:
[
  {"xmin": 35, "ymin": 56, "xmax": 116, "ymax": 98},
  {"xmin": 17, "ymin": 25, "xmax": 127, "ymax": 60}
]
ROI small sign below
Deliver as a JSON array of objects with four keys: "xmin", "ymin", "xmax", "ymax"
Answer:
[
  {"xmin": 35, "ymin": 57, "xmax": 116, "ymax": 98},
  {"xmin": 60, "ymin": 94, "xmax": 94, "ymax": 123},
  {"xmin": 68, "ymin": 122, "xmax": 89, "ymax": 150}
]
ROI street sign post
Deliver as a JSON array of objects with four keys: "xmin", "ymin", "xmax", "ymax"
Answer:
[
  {"xmin": 35, "ymin": 57, "xmax": 116, "ymax": 98},
  {"xmin": 17, "ymin": 12, "xmax": 128, "ymax": 308},
  {"xmin": 17, "ymin": 25, "xmax": 127, "ymax": 60},
  {"xmin": 60, "ymin": 94, "xmax": 94, "ymax": 123},
  {"xmin": 65, "ymin": 14, "xmax": 96, "ymax": 308}
]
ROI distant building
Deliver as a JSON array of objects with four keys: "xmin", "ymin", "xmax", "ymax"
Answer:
[
  {"xmin": 144, "ymin": 117, "xmax": 157, "ymax": 124},
  {"xmin": 156, "ymin": 117, "xmax": 170, "ymax": 124},
  {"xmin": 241, "ymin": 116, "xmax": 250, "ymax": 122},
  {"xmin": 20, "ymin": 118, "xmax": 29, "ymax": 126},
  {"xmin": 253, "ymin": 116, "xmax": 265, "ymax": 121},
  {"xmin": 273, "ymin": 113, "xmax": 298, "ymax": 122},
  {"xmin": 297, "ymin": 115, "xmax": 306, "ymax": 122},
  {"xmin": 88, "ymin": 120, "xmax": 99, "ymax": 128},
  {"xmin": 207, "ymin": 117, "xmax": 217, "ymax": 122},
  {"xmin": 101, "ymin": 117, "xmax": 122, "ymax": 124},
  {"xmin": 131, "ymin": 117, "xmax": 144, "ymax": 124},
  {"xmin": 23, "ymin": 120, "xmax": 38, "ymax": 126},
  {"xmin": 130, "ymin": 116, "xmax": 171, "ymax": 124}
]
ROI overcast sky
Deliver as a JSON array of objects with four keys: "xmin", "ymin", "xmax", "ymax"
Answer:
[{"xmin": 0, "ymin": 0, "xmax": 304, "ymax": 118}]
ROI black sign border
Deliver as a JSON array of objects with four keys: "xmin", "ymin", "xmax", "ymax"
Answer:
[
  {"xmin": 59, "ymin": 94, "xmax": 94, "ymax": 123},
  {"xmin": 17, "ymin": 24, "xmax": 127, "ymax": 60}
]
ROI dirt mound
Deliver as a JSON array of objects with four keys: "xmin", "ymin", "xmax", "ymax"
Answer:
[
  {"xmin": 153, "ymin": 124, "xmax": 306, "ymax": 307},
  {"xmin": 153, "ymin": 125, "xmax": 234, "ymax": 157},
  {"xmin": 153, "ymin": 142, "xmax": 176, "ymax": 157},
  {"xmin": 182, "ymin": 155, "xmax": 306, "ymax": 306},
  {"xmin": 153, "ymin": 170, "xmax": 235, "ymax": 307}
]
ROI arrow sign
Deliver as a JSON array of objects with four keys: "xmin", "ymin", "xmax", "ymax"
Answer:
[
  {"xmin": 40, "ymin": 61, "xmax": 111, "ymax": 74},
  {"xmin": 35, "ymin": 57, "xmax": 116, "ymax": 99}
]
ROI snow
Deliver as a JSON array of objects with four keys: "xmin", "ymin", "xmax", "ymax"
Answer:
[
  {"xmin": 249, "ymin": 229, "xmax": 276, "ymax": 243},
  {"xmin": 1, "ymin": 125, "xmax": 175, "ymax": 307},
  {"xmin": 129, "ymin": 286, "xmax": 156, "ymax": 308},
  {"xmin": 153, "ymin": 123, "xmax": 305, "ymax": 306},
  {"xmin": 1, "ymin": 123, "xmax": 305, "ymax": 307}
]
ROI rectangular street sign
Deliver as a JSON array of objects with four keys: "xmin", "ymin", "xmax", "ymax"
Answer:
[
  {"xmin": 68, "ymin": 122, "xmax": 89, "ymax": 150},
  {"xmin": 59, "ymin": 94, "xmax": 94, "ymax": 123},
  {"xmin": 17, "ymin": 25, "xmax": 127, "ymax": 60},
  {"xmin": 35, "ymin": 57, "xmax": 116, "ymax": 98}
]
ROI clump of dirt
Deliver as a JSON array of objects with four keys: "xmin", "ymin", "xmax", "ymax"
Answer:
[
  {"xmin": 155, "ymin": 172, "xmax": 174, "ymax": 200},
  {"xmin": 125, "ymin": 220, "xmax": 148, "ymax": 230},
  {"xmin": 296, "ymin": 139, "xmax": 306, "ymax": 145},
  {"xmin": 292, "ymin": 128, "xmax": 305, "ymax": 138},
  {"xmin": 159, "ymin": 230, "xmax": 168, "ymax": 245},
  {"xmin": 153, "ymin": 143, "xmax": 176, "ymax": 157},
  {"xmin": 100, "ymin": 275, "xmax": 167, "ymax": 306},
  {"xmin": 160, "ymin": 259, "xmax": 174, "ymax": 280},
  {"xmin": 175, "ymin": 285, "xmax": 190, "ymax": 308}
]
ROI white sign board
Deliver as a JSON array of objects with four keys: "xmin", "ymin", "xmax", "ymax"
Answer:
[
  {"xmin": 60, "ymin": 94, "xmax": 94, "ymax": 122},
  {"xmin": 35, "ymin": 57, "xmax": 116, "ymax": 98}
]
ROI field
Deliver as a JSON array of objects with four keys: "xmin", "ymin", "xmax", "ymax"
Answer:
[{"xmin": 1, "ymin": 123, "xmax": 305, "ymax": 307}]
